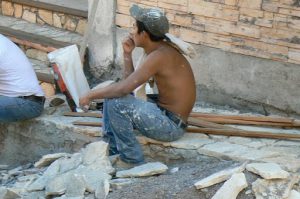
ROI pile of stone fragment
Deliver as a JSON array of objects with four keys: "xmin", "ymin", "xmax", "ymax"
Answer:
[
  {"xmin": 194, "ymin": 161, "xmax": 300, "ymax": 199},
  {"xmin": 0, "ymin": 141, "xmax": 168, "ymax": 199}
]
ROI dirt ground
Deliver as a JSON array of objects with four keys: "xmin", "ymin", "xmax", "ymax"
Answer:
[{"xmin": 107, "ymin": 155, "xmax": 258, "ymax": 199}]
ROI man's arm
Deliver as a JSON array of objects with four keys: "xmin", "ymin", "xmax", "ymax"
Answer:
[
  {"xmin": 79, "ymin": 51, "xmax": 162, "ymax": 107},
  {"xmin": 122, "ymin": 37, "xmax": 135, "ymax": 79}
]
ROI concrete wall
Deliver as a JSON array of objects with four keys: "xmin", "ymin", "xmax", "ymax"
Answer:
[
  {"xmin": 88, "ymin": 0, "xmax": 300, "ymax": 116},
  {"xmin": 0, "ymin": 119, "xmax": 98, "ymax": 167}
]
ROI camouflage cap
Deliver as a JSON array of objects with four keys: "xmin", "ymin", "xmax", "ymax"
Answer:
[{"xmin": 130, "ymin": 4, "xmax": 169, "ymax": 37}]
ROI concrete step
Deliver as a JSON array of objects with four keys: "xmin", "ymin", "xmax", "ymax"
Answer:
[
  {"xmin": 8, "ymin": 0, "xmax": 88, "ymax": 17},
  {"xmin": 1, "ymin": 0, "xmax": 88, "ymax": 34},
  {"xmin": 0, "ymin": 15, "xmax": 83, "ymax": 49}
]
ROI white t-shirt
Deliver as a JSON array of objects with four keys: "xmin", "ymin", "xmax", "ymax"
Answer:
[{"xmin": 0, "ymin": 34, "xmax": 44, "ymax": 97}]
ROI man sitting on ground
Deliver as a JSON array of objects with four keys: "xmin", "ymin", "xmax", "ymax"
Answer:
[
  {"xmin": 0, "ymin": 34, "xmax": 45, "ymax": 122},
  {"xmin": 79, "ymin": 5, "xmax": 196, "ymax": 165}
]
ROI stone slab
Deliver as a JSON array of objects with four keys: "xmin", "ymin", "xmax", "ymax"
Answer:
[
  {"xmin": 194, "ymin": 163, "xmax": 246, "ymax": 189},
  {"xmin": 116, "ymin": 162, "xmax": 168, "ymax": 178},
  {"xmin": 212, "ymin": 173, "xmax": 248, "ymax": 199},
  {"xmin": 246, "ymin": 162, "xmax": 290, "ymax": 179}
]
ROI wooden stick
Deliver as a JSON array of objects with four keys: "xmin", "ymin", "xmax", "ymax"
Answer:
[
  {"xmin": 64, "ymin": 112, "xmax": 102, "ymax": 118},
  {"xmin": 189, "ymin": 112, "xmax": 295, "ymax": 124},
  {"xmin": 72, "ymin": 121, "xmax": 102, "ymax": 127},
  {"xmin": 194, "ymin": 117, "xmax": 299, "ymax": 128},
  {"xmin": 187, "ymin": 117, "xmax": 237, "ymax": 130},
  {"xmin": 186, "ymin": 127, "xmax": 300, "ymax": 140}
]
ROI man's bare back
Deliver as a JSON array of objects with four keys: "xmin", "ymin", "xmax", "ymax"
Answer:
[{"xmin": 146, "ymin": 43, "xmax": 196, "ymax": 121}]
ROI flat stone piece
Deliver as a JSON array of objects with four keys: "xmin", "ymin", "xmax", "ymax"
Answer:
[
  {"xmin": 116, "ymin": 162, "xmax": 168, "ymax": 178},
  {"xmin": 246, "ymin": 162, "xmax": 290, "ymax": 179},
  {"xmin": 0, "ymin": 187, "xmax": 21, "ymax": 199},
  {"xmin": 110, "ymin": 178, "xmax": 137, "ymax": 190},
  {"xmin": 194, "ymin": 163, "xmax": 246, "ymax": 189},
  {"xmin": 288, "ymin": 190, "xmax": 300, "ymax": 199},
  {"xmin": 170, "ymin": 133, "xmax": 213, "ymax": 149},
  {"xmin": 212, "ymin": 173, "xmax": 248, "ymax": 199},
  {"xmin": 252, "ymin": 175, "xmax": 299, "ymax": 199},
  {"xmin": 34, "ymin": 153, "xmax": 69, "ymax": 168}
]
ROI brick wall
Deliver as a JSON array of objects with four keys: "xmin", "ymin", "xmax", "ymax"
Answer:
[
  {"xmin": 1, "ymin": 1, "xmax": 87, "ymax": 35},
  {"xmin": 116, "ymin": 0, "xmax": 300, "ymax": 65}
]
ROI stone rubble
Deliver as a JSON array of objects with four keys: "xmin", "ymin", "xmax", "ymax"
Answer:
[
  {"xmin": 211, "ymin": 173, "xmax": 248, "ymax": 199},
  {"xmin": 252, "ymin": 175, "xmax": 300, "ymax": 199},
  {"xmin": 246, "ymin": 162, "xmax": 290, "ymax": 179}
]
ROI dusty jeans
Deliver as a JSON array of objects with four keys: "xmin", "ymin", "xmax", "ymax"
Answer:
[
  {"xmin": 103, "ymin": 94, "xmax": 185, "ymax": 164},
  {"xmin": 0, "ymin": 96, "xmax": 44, "ymax": 122}
]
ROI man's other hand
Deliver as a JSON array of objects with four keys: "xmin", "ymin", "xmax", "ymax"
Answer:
[
  {"xmin": 122, "ymin": 36, "xmax": 135, "ymax": 54},
  {"xmin": 79, "ymin": 95, "xmax": 90, "ymax": 112}
]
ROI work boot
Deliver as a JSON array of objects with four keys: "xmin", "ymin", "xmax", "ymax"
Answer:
[{"xmin": 111, "ymin": 155, "xmax": 145, "ymax": 171}]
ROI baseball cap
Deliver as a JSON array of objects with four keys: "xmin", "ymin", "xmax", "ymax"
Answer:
[{"xmin": 130, "ymin": 4, "xmax": 169, "ymax": 37}]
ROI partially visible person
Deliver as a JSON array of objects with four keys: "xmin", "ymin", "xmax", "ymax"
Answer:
[{"xmin": 0, "ymin": 34, "xmax": 45, "ymax": 122}]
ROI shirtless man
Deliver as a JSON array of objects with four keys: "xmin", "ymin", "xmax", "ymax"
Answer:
[{"xmin": 79, "ymin": 5, "xmax": 196, "ymax": 164}]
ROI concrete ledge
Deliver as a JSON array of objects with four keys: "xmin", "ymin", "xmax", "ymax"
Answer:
[
  {"xmin": 0, "ymin": 102, "xmax": 101, "ymax": 167},
  {"xmin": 11, "ymin": 0, "xmax": 88, "ymax": 17},
  {"xmin": 0, "ymin": 15, "xmax": 83, "ymax": 49}
]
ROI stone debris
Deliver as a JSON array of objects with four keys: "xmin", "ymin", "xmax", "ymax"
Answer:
[
  {"xmin": 0, "ymin": 187, "xmax": 21, "ymax": 199},
  {"xmin": 288, "ymin": 190, "xmax": 300, "ymax": 199},
  {"xmin": 194, "ymin": 163, "xmax": 246, "ymax": 189},
  {"xmin": 211, "ymin": 173, "xmax": 248, "ymax": 199},
  {"xmin": 116, "ymin": 162, "xmax": 168, "ymax": 178},
  {"xmin": 246, "ymin": 162, "xmax": 290, "ymax": 179},
  {"xmin": 34, "ymin": 153, "xmax": 70, "ymax": 168},
  {"xmin": 0, "ymin": 141, "xmax": 113, "ymax": 199},
  {"xmin": 252, "ymin": 175, "xmax": 300, "ymax": 199},
  {"xmin": 0, "ymin": 165, "xmax": 9, "ymax": 170},
  {"xmin": 110, "ymin": 178, "xmax": 137, "ymax": 190}
]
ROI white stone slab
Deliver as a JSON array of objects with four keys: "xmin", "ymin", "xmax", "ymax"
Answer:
[
  {"xmin": 116, "ymin": 162, "xmax": 168, "ymax": 178},
  {"xmin": 212, "ymin": 173, "xmax": 248, "ymax": 199},
  {"xmin": 194, "ymin": 163, "xmax": 246, "ymax": 189},
  {"xmin": 288, "ymin": 190, "xmax": 300, "ymax": 199},
  {"xmin": 246, "ymin": 162, "xmax": 289, "ymax": 179}
]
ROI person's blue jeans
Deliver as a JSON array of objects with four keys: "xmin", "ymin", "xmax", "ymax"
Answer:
[
  {"xmin": 0, "ymin": 96, "xmax": 44, "ymax": 122},
  {"xmin": 103, "ymin": 94, "xmax": 185, "ymax": 164}
]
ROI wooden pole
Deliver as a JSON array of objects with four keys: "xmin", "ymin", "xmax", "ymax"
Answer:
[
  {"xmin": 72, "ymin": 121, "xmax": 102, "ymax": 127},
  {"xmin": 193, "ymin": 117, "xmax": 300, "ymax": 128},
  {"xmin": 64, "ymin": 112, "xmax": 102, "ymax": 118},
  {"xmin": 189, "ymin": 112, "xmax": 296, "ymax": 124},
  {"xmin": 186, "ymin": 127, "xmax": 300, "ymax": 140},
  {"xmin": 187, "ymin": 117, "xmax": 238, "ymax": 130}
]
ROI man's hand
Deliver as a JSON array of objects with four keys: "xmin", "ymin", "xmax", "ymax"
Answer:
[
  {"xmin": 122, "ymin": 36, "xmax": 135, "ymax": 54},
  {"xmin": 79, "ymin": 94, "xmax": 90, "ymax": 112}
]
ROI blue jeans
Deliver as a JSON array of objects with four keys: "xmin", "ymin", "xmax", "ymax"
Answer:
[
  {"xmin": 103, "ymin": 95, "xmax": 185, "ymax": 164},
  {"xmin": 0, "ymin": 96, "xmax": 44, "ymax": 122}
]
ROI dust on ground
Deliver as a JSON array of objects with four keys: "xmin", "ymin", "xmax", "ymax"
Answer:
[{"xmin": 107, "ymin": 155, "xmax": 258, "ymax": 199}]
